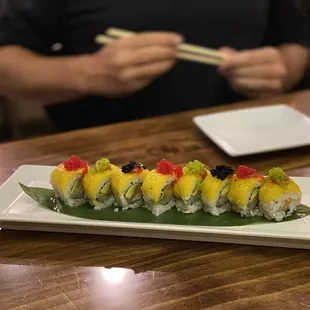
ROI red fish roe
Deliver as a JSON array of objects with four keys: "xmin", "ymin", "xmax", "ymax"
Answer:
[
  {"xmin": 236, "ymin": 165, "xmax": 259, "ymax": 179},
  {"xmin": 156, "ymin": 159, "xmax": 175, "ymax": 175},
  {"xmin": 174, "ymin": 165, "xmax": 184, "ymax": 181},
  {"xmin": 64, "ymin": 155, "xmax": 88, "ymax": 175},
  {"xmin": 131, "ymin": 166, "xmax": 143, "ymax": 174}
]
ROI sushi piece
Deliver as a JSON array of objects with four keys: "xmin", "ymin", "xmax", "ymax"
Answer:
[
  {"xmin": 82, "ymin": 157, "xmax": 120, "ymax": 210},
  {"xmin": 173, "ymin": 160, "xmax": 209, "ymax": 214},
  {"xmin": 200, "ymin": 165, "xmax": 234, "ymax": 216},
  {"xmin": 141, "ymin": 158, "xmax": 182, "ymax": 216},
  {"xmin": 112, "ymin": 161, "xmax": 149, "ymax": 210},
  {"xmin": 50, "ymin": 155, "xmax": 89, "ymax": 207},
  {"xmin": 259, "ymin": 167, "xmax": 302, "ymax": 221},
  {"xmin": 227, "ymin": 165, "xmax": 265, "ymax": 217}
]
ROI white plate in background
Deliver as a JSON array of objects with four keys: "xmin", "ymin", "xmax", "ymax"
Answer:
[{"xmin": 193, "ymin": 104, "xmax": 310, "ymax": 157}]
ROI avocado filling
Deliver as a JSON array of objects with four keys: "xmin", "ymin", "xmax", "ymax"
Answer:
[
  {"xmin": 216, "ymin": 184, "xmax": 230, "ymax": 208},
  {"xmin": 186, "ymin": 183, "xmax": 201, "ymax": 205},
  {"xmin": 247, "ymin": 188, "xmax": 259, "ymax": 210},
  {"xmin": 97, "ymin": 180, "xmax": 113, "ymax": 203},
  {"xmin": 70, "ymin": 179, "xmax": 84, "ymax": 199},
  {"xmin": 159, "ymin": 183, "xmax": 174, "ymax": 205},
  {"xmin": 125, "ymin": 183, "xmax": 143, "ymax": 204}
]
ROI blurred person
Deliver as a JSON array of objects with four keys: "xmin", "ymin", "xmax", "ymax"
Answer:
[{"xmin": 0, "ymin": 0, "xmax": 309, "ymax": 131}]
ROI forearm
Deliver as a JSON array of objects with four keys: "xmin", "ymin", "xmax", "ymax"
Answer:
[
  {"xmin": 0, "ymin": 46, "xmax": 91, "ymax": 105},
  {"xmin": 279, "ymin": 43, "xmax": 309, "ymax": 92}
]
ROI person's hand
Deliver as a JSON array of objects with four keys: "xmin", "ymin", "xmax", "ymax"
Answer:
[
  {"xmin": 79, "ymin": 32, "xmax": 183, "ymax": 97},
  {"xmin": 218, "ymin": 47, "xmax": 288, "ymax": 98}
]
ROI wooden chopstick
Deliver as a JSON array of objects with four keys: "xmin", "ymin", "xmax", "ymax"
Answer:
[
  {"xmin": 178, "ymin": 52, "xmax": 222, "ymax": 66},
  {"xmin": 105, "ymin": 27, "xmax": 226, "ymax": 60},
  {"xmin": 95, "ymin": 34, "xmax": 222, "ymax": 66},
  {"xmin": 95, "ymin": 35, "xmax": 114, "ymax": 44}
]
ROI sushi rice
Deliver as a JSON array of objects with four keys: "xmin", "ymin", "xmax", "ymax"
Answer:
[
  {"xmin": 176, "ymin": 198, "xmax": 202, "ymax": 214},
  {"xmin": 145, "ymin": 198, "xmax": 176, "ymax": 217},
  {"xmin": 259, "ymin": 193, "xmax": 301, "ymax": 222}
]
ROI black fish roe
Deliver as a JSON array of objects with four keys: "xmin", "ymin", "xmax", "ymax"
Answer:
[
  {"xmin": 211, "ymin": 165, "xmax": 234, "ymax": 180},
  {"xmin": 121, "ymin": 161, "xmax": 146, "ymax": 173}
]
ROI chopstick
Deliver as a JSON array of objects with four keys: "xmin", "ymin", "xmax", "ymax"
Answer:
[
  {"xmin": 95, "ymin": 28, "xmax": 226, "ymax": 66},
  {"xmin": 106, "ymin": 28, "xmax": 226, "ymax": 60},
  {"xmin": 95, "ymin": 34, "xmax": 222, "ymax": 66}
]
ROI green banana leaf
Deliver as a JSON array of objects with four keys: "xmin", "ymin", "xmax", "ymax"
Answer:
[{"xmin": 19, "ymin": 183, "xmax": 310, "ymax": 227}]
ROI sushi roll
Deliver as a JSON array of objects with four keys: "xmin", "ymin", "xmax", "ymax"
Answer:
[
  {"xmin": 173, "ymin": 160, "xmax": 209, "ymax": 214},
  {"xmin": 227, "ymin": 165, "xmax": 265, "ymax": 217},
  {"xmin": 200, "ymin": 165, "xmax": 234, "ymax": 216},
  {"xmin": 112, "ymin": 161, "xmax": 149, "ymax": 210},
  {"xmin": 82, "ymin": 157, "xmax": 120, "ymax": 210},
  {"xmin": 259, "ymin": 167, "xmax": 302, "ymax": 221},
  {"xmin": 50, "ymin": 155, "xmax": 89, "ymax": 207},
  {"xmin": 141, "ymin": 158, "xmax": 182, "ymax": 216}
]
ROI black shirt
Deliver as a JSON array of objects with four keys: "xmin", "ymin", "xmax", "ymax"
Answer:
[{"xmin": 0, "ymin": 0, "xmax": 309, "ymax": 130}]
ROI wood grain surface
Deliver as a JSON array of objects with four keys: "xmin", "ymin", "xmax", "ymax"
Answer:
[{"xmin": 1, "ymin": 91, "xmax": 310, "ymax": 310}]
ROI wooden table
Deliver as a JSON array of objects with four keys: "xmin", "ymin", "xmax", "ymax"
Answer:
[{"xmin": 1, "ymin": 91, "xmax": 310, "ymax": 310}]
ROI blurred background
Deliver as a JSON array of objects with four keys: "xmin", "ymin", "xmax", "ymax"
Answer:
[{"xmin": 0, "ymin": 0, "xmax": 310, "ymax": 143}]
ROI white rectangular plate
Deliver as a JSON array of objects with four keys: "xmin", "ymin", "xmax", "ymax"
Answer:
[
  {"xmin": 193, "ymin": 104, "xmax": 310, "ymax": 157},
  {"xmin": 1, "ymin": 165, "xmax": 310, "ymax": 249}
]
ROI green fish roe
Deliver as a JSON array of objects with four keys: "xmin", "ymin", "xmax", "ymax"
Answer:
[
  {"xmin": 183, "ymin": 160, "xmax": 205, "ymax": 176},
  {"xmin": 95, "ymin": 158, "xmax": 111, "ymax": 172},
  {"xmin": 268, "ymin": 167, "xmax": 289, "ymax": 186}
]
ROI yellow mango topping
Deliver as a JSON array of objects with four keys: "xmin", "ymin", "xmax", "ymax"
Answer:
[
  {"xmin": 112, "ymin": 168, "xmax": 149, "ymax": 197},
  {"xmin": 174, "ymin": 174, "xmax": 200, "ymax": 200},
  {"xmin": 201, "ymin": 173, "xmax": 229, "ymax": 205},
  {"xmin": 141, "ymin": 169, "xmax": 174, "ymax": 204},
  {"xmin": 51, "ymin": 163, "xmax": 85, "ymax": 196},
  {"xmin": 227, "ymin": 174, "xmax": 264, "ymax": 209},
  {"xmin": 82, "ymin": 164, "xmax": 120, "ymax": 206},
  {"xmin": 259, "ymin": 174, "xmax": 301, "ymax": 204}
]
